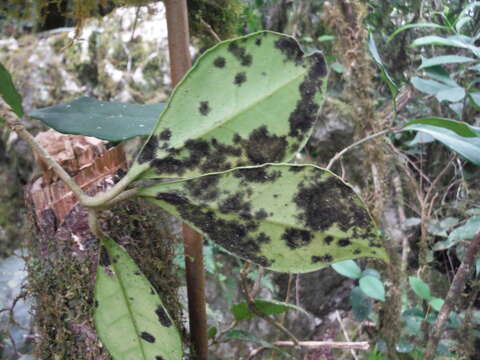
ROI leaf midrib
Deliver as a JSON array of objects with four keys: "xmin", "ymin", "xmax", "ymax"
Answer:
[{"xmin": 107, "ymin": 240, "xmax": 148, "ymax": 360}]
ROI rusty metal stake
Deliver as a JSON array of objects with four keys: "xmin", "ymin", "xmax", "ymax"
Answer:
[{"xmin": 164, "ymin": 1, "xmax": 209, "ymax": 359}]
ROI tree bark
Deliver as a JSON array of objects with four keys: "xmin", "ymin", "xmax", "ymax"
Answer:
[{"xmin": 24, "ymin": 132, "xmax": 182, "ymax": 359}]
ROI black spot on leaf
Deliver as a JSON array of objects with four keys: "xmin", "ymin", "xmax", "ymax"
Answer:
[
  {"xmin": 199, "ymin": 101, "xmax": 211, "ymax": 116},
  {"xmin": 255, "ymin": 209, "xmax": 268, "ymax": 220},
  {"xmin": 228, "ymin": 42, "xmax": 252, "ymax": 66},
  {"xmin": 156, "ymin": 356, "xmax": 165, "ymax": 360},
  {"xmin": 275, "ymin": 37, "xmax": 304, "ymax": 65},
  {"xmin": 234, "ymin": 167, "xmax": 281, "ymax": 183},
  {"xmin": 324, "ymin": 236, "xmax": 334, "ymax": 245},
  {"xmin": 255, "ymin": 38, "xmax": 262, "ymax": 46},
  {"xmin": 282, "ymin": 228, "xmax": 313, "ymax": 249},
  {"xmin": 140, "ymin": 331, "xmax": 155, "ymax": 343},
  {"xmin": 138, "ymin": 135, "xmax": 158, "ymax": 164},
  {"xmin": 338, "ymin": 238, "xmax": 351, "ymax": 247},
  {"xmin": 159, "ymin": 129, "xmax": 171, "ymax": 141},
  {"xmin": 246, "ymin": 126, "xmax": 287, "ymax": 164},
  {"xmin": 257, "ymin": 232, "xmax": 271, "ymax": 244},
  {"xmin": 353, "ymin": 249, "xmax": 362, "ymax": 254},
  {"xmin": 155, "ymin": 306, "xmax": 172, "ymax": 327},
  {"xmin": 311, "ymin": 254, "xmax": 333, "ymax": 263},
  {"xmin": 95, "ymin": 300, "xmax": 99, "ymax": 308},
  {"xmin": 234, "ymin": 72, "xmax": 247, "ymax": 86},
  {"xmin": 156, "ymin": 192, "xmax": 189, "ymax": 206},
  {"xmin": 99, "ymin": 246, "xmax": 110, "ymax": 267},
  {"xmin": 214, "ymin": 56, "xmax": 226, "ymax": 68}
]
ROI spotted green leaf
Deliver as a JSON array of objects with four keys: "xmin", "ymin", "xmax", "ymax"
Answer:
[
  {"xmin": 94, "ymin": 236, "xmax": 182, "ymax": 360},
  {"xmin": 139, "ymin": 164, "xmax": 387, "ymax": 273},
  {"xmin": 128, "ymin": 31, "xmax": 328, "ymax": 181}
]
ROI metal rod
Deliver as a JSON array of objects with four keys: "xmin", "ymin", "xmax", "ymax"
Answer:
[{"xmin": 164, "ymin": 1, "xmax": 209, "ymax": 359}]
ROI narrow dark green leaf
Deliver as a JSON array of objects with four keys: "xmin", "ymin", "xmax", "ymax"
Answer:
[
  {"xmin": 94, "ymin": 236, "xmax": 182, "ymax": 360},
  {"xmin": 412, "ymin": 35, "xmax": 480, "ymax": 57},
  {"xmin": 230, "ymin": 299, "xmax": 308, "ymax": 321},
  {"xmin": 368, "ymin": 34, "xmax": 398, "ymax": 97},
  {"xmin": 404, "ymin": 117, "xmax": 479, "ymax": 137},
  {"xmin": 332, "ymin": 260, "xmax": 362, "ymax": 279},
  {"xmin": 388, "ymin": 23, "xmax": 448, "ymax": 41},
  {"xmin": 359, "ymin": 275, "xmax": 385, "ymax": 302},
  {"xmin": 409, "ymin": 276, "xmax": 432, "ymax": 300},
  {"xmin": 419, "ymin": 55, "xmax": 475, "ymax": 69},
  {"xmin": 129, "ymin": 31, "xmax": 329, "ymax": 180},
  {"xmin": 139, "ymin": 164, "xmax": 387, "ymax": 273},
  {"xmin": 0, "ymin": 62, "xmax": 24, "ymax": 118},
  {"xmin": 29, "ymin": 97, "xmax": 165, "ymax": 142}
]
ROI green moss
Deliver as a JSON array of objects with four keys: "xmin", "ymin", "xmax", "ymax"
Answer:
[{"xmin": 188, "ymin": 0, "xmax": 245, "ymax": 47}]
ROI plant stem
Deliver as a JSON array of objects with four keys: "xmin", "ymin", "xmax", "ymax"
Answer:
[
  {"xmin": 424, "ymin": 232, "xmax": 480, "ymax": 360},
  {"xmin": 164, "ymin": 1, "xmax": 208, "ymax": 359},
  {"xmin": 1, "ymin": 100, "xmax": 136, "ymax": 209},
  {"xmin": 326, "ymin": 128, "xmax": 393, "ymax": 170}
]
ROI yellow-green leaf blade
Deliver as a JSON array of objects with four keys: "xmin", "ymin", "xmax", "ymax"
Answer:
[
  {"xmin": 129, "ymin": 31, "xmax": 328, "ymax": 180},
  {"xmin": 94, "ymin": 236, "xmax": 182, "ymax": 360},
  {"xmin": 139, "ymin": 164, "xmax": 388, "ymax": 273}
]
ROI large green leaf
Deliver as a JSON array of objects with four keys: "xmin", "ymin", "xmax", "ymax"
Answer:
[
  {"xmin": 94, "ymin": 236, "xmax": 182, "ymax": 360},
  {"xmin": 332, "ymin": 259, "xmax": 362, "ymax": 279},
  {"xmin": 359, "ymin": 275, "xmax": 385, "ymax": 302},
  {"xmin": 402, "ymin": 117, "xmax": 480, "ymax": 165},
  {"xmin": 29, "ymin": 97, "xmax": 165, "ymax": 142},
  {"xmin": 408, "ymin": 276, "xmax": 432, "ymax": 301},
  {"xmin": 230, "ymin": 299, "xmax": 308, "ymax": 321},
  {"xmin": 0, "ymin": 62, "xmax": 24, "ymax": 120},
  {"xmin": 128, "ymin": 31, "xmax": 328, "ymax": 180},
  {"xmin": 139, "ymin": 164, "xmax": 387, "ymax": 273}
]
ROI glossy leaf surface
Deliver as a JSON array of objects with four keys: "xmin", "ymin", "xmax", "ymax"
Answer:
[
  {"xmin": 140, "ymin": 164, "xmax": 387, "ymax": 273},
  {"xmin": 129, "ymin": 31, "xmax": 328, "ymax": 180},
  {"xmin": 230, "ymin": 299, "xmax": 308, "ymax": 321},
  {"xmin": 403, "ymin": 117, "xmax": 480, "ymax": 166},
  {"xmin": 94, "ymin": 236, "xmax": 182, "ymax": 360},
  {"xmin": 29, "ymin": 97, "xmax": 165, "ymax": 141},
  {"xmin": 359, "ymin": 275, "xmax": 385, "ymax": 302},
  {"xmin": 0, "ymin": 62, "xmax": 23, "ymax": 120}
]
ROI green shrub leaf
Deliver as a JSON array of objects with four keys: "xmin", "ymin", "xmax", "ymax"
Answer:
[
  {"xmin": 230, "ymin": 299, "xmax": 308, "ymax": 321},
  {"xmin": 94, "ymin": 236, "xmax": 182, "ymax": 360},
  {"xmin": 350, "ymin": 286, "xmax": 373, "ymax": 322},
  {"xmin": 409, "ymin": 276, "xmax": 432, "ymax": 300},
  {"xmin": 29, "ymin": 97, "xmax": 165, "ymax": 142},
  {"xmin": 412, "ymin": 35, "xmax": 480, "ymax": 56},
  {"xmin": 411, "ymin": 77, "xmax": 465, "ymax": 102},
  {"xmin": 129, "ymin": 31, "xmax": 328, "ymax": 181},
  {"xmin": 418, "ymin": 55, "xmax": 475, "ymax": 69},
  {"xmin": 359, "ymin": 275, "xmax": 385, "ymax": 302},
  {"xmin": 402, "ymin": 117, "xmax": 480, "ymax": 165},
  {"xmin": 139, "ymin": 164, "xmax": 387, "ymax": 273},
  {"xmin": 429, "ymin": 297, "xmax": 445, "ymax": 312},
  {"xmin": 0, "ymin": 62, "xmax": 24, "ymax": 120},
  {"xmin": 332, "ymin": 260, "xmax": 362, "ymax": 279}
]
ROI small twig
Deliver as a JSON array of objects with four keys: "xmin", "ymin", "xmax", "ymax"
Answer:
[
  {"xmin": 248, "ymin": 340, "xmax": 370, "ymax": 359},
  {"xmin": 239, "ymin": 263, "xmax": 300, "ymax": 345},
  {"xmin": 0, "ymin": 101, "xmax": 136, "ymax": 208},
  {"xmin": 326, "ymin": 128, "xmax": 394, "ymax": 170},
  {"xmin": 424, "ymin": 232, "xmax": 480, "ymax": 360},
  {"xmin": 295, "ymin": 275, "xmax": 301, "ymax": 307},
  {"xmin": 199, "ymin": 17, "xmax": 222, "ymax": 43},
  {"xmin": 250, "ymin": 266, "xmax": 264, "ymax": 298},
  {"xmin": 335, "ymin": 311, "xmax": 359, "ymax": 360}
]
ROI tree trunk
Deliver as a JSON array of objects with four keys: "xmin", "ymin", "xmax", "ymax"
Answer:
[{"xmin": 24, "ymin": 131, "xmax": 183, "ymax": 359}]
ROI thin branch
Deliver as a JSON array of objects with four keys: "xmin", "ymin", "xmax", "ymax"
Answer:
[
  {"xmin": 239, "ymin": 263, "xmax": 300, "ymax": 345},
  {"xmin": 424, "ymin": 232, "xmax": 480, "ymax": 360},
  {"xmin": 0, "ymin": 100, "xmax": 136, "ymax": 208},
  {"xmin": 199, "ymin": 16, "xmax": 222, "ymax": 42},
  {"xmin": 335, "ymin": 311, "xmax": 359, "ymax": 360},
  {"xmin": 326, "ymin": 128, "xmax": 394, "ymax": 170},
  {"xmin": 248, "ymin": 340, "xmax": 370, "ymax": 359}
]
